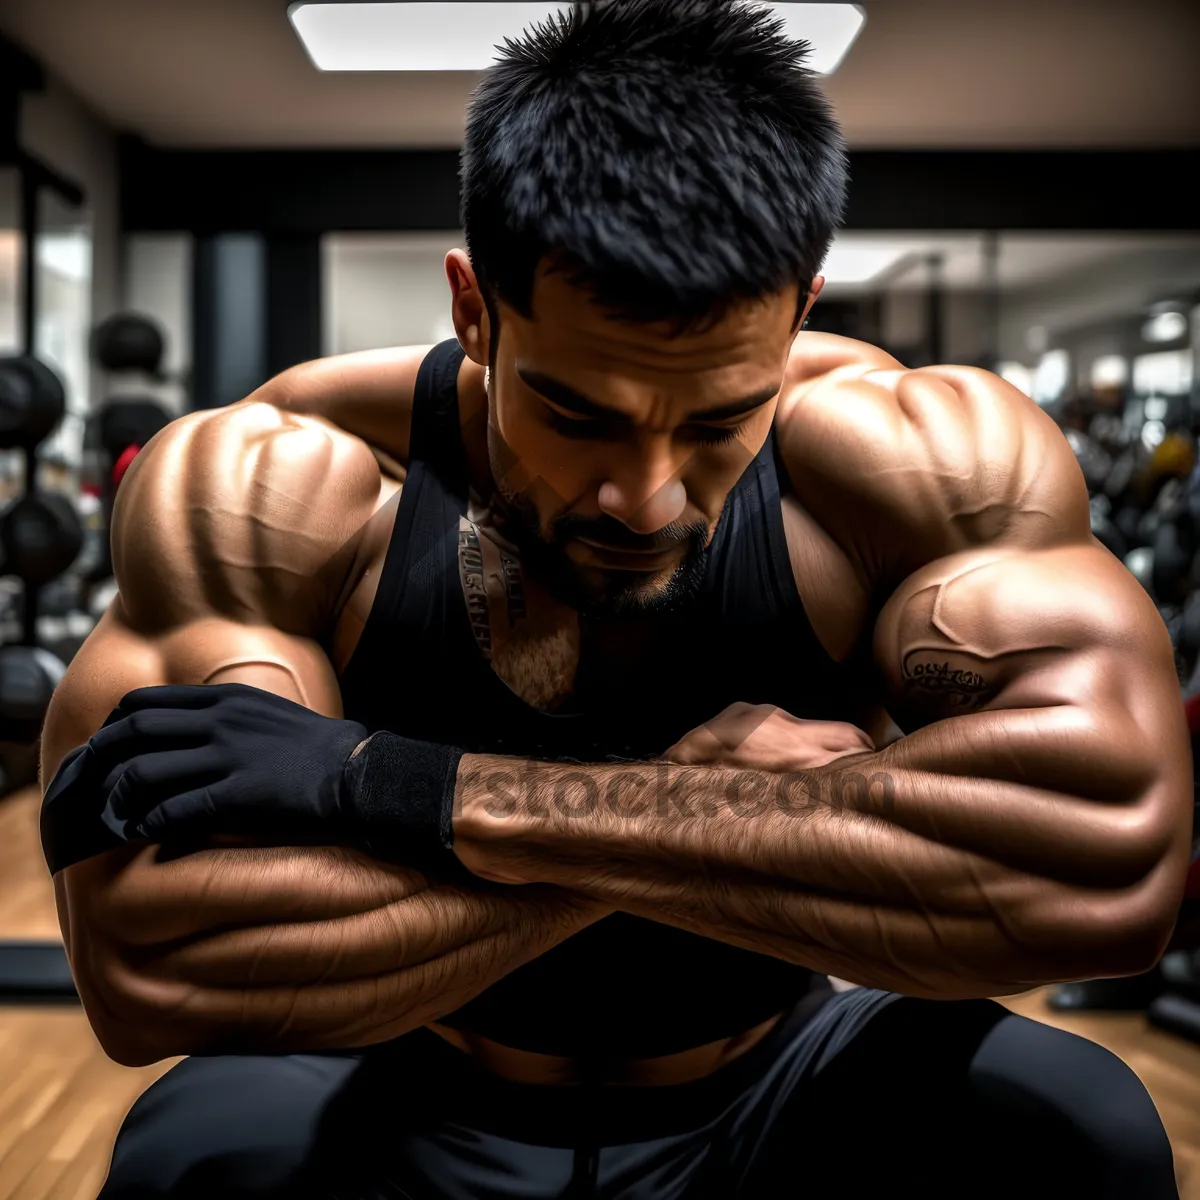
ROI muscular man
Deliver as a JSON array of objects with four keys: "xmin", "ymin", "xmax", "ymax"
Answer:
[{"xmin": 41, "ymin": 2, "xmax": 1188, "ymax": 1196}]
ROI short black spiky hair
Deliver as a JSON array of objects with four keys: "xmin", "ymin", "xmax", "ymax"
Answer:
[{"xmin": 460, "ymin": 0, "xmax": 848, "ymax": 338}]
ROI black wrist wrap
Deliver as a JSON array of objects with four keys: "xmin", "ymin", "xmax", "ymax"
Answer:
[{"xmin": 342, "ymin": 732, "xmax": 466, "ymax": 877}]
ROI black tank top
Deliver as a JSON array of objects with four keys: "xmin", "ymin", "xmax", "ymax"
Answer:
[{"xmin": 339, "ymin": 341, "xmax": 863, "ymax": 1057}]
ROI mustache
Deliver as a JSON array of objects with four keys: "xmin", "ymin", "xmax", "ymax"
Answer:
[{"xmin": 549, "ymin": 513, "xmax": 710, "ymax": 555}]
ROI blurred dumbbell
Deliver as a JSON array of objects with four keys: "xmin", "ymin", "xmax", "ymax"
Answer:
[
  {"xmin": 97, "ymin": 399, "xmax": 172, "ymax": 469},
  {"xmin": 1104, "ymin": 452, "xmax": 1137, "ymax": 501},
  {"xmin": 37, "ymin": 576, "xmax": 81, "ymax": 619},
  {"xmin": 1134, "ymin": 478, "xmax": 1186, "ymax": 547},
  {"xmin": 91, "ymin": 313, "xmax": 165, "ymax": 376},
  {"xmin": 1090, "ymin": 498, "xmax": 1129, "ymax": 561},
  {"xmin": 1089, "ymin": 414, "xmax": 1126, "ymax": 451},
  {"xmin": 1178, "ymin": 593, "xmax": 1200, "ymax": 682},
  {"xmin": 0, "ymin": 646, "xmax": 65, "ymax": 744},
  {"xmin": 1137, "ymin": 512, "xmax": 1163, "ymax": 547},
  {"xmin": 1159, "ymin": 605, "xmax": 1189, "ymax": 683},
  {"xmin": 1153, "ymin": 518, "xmax": 1197, "ymax": 608},
  {"xmin": 1066, "ymin": 429, "xmax": 1114, "ymax": 496},
  {"xmin": 0, "ymin": 356, "xmax": 66, "ymax": 451},
  {"xmin": 1, "ymin": 495, "xmax": 85, "ymax": 588},
  {"xmin": 1115, "ymin": 505, "xmax": 1144, "ymax": 547}
]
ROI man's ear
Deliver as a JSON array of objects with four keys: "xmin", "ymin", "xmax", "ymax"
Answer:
[
  {"xmin": 798, "ymin": 276, "xmax": 825, "ymax": 329},
  {"xmin": 446, "ymin": 249, "xmax": 492, "ymax": 366}
]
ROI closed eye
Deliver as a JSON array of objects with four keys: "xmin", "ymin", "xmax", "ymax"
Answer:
[
  {"xmin": 685, "ymin": 424, "xmax": 744, "ymax": 447},
  {"xmin": 543, "ymin": 408, "xmax": 620, "ymax": 440},
  {"xmin": 544, "ymin": 405, "xmax": 745, "ymax": 447}
]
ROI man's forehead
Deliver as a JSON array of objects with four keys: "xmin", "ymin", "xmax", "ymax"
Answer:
[{"xmin": 504, "ymin": 274, "xmax": 799, "ymax": 375}]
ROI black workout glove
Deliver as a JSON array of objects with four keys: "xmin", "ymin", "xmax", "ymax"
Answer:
[{"xmin": 40, "ymin": 683, "xmax": 465, "ymax": 878}]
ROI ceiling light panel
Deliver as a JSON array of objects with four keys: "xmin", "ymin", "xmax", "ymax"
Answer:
[{"xmin": 288, "ymin": 3, "xmax": 865, "ymax": 74}]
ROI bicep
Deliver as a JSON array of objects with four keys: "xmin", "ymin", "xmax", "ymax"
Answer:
[
  {"xmin": 873, "ymin": 543, "xmax": 1176, "ymax": 724},
  {"xmin": 871, "ymin": 542, "xmax": 1193, "ymax": 957},
  {"xmin": 42, "ymin": 604, "xmax": 345, "ymax": 788},
  {"xmin": 872, "ymin": 543, "xmax": 1190, "ymax": 823}
]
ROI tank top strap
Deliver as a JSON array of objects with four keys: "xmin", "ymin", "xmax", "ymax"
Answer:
[
  {"xmin": 701, "ymin": 427, "xmax": 803, "ymax": 623},
  {"xmin": 408, "ymin": 339, "xmax": 469, "ymax": 500}
]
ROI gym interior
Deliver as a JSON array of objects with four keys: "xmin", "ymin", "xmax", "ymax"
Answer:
[{"xmin": 2, "ymin": 1, "xmax": 1200, "ymax": 1196}]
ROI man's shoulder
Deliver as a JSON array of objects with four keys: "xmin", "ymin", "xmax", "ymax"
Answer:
[
  {"xmin": 249, "ymin": 344, "xmax": 442, "ymax": 469},
  {"xmin": 112, "ymin": 402, "xmax": 384, "ymax": 634},
  {"xmin": 775, "ymin": 342, "xmax": 1088, "ymax": 587}
]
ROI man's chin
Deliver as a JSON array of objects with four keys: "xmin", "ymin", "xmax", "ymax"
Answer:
[
  {"xmin": 509, "ymin": 523, "xmax": 711, "ymax": 617},
  {"xmin": 565, "ymin": 559, "xmax": 708, "ymax": 619},
  {"xmin": 572, "ymin": 568, "xmax": 671, "ymax": 618}
]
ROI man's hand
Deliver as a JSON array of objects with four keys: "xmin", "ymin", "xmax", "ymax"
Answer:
[
  {"xmin": 83, "ymin": 684, "xmax": 367, "ymax": 844},
  {"xmin": 663, "ymin": 702, "xmax": 875, "ymax": 772},
  {"xmin": 45, "ymin": 682, "xmax": 468, "ymax": 880}
]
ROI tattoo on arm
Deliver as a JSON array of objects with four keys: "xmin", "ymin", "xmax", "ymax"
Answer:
[
  {"xmin": 901, "ymin": 650, "xmax": 996, "ymax": 713},
  {"xmin": 888, "ymin": 581, "xmax": 1007, "ymax": 722}
]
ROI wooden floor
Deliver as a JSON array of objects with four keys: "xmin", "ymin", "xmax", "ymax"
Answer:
[
  {"xmin": 0, "ymin": 788, "xmax": 177, "ymax": 1200},
  {"xmin": 4, "ymin": 785, "xmax": 1200, "ymax": 1198}
]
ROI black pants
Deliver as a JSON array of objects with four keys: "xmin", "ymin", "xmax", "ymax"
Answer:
[{"xmin": 100, "ymin": 986, "xmax": 1178, "ymax": 1199}]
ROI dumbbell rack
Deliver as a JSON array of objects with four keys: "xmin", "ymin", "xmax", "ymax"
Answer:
[
  {"xmin": 16, "ymin": 444, "xmax": 48, "ymax": 648},
  {"xmin": 0, "ymin": 354, "xmax": 86, "ymax": 1004}
]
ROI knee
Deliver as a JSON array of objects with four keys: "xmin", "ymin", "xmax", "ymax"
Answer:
[
  {"xmin": 1073, "ymin": 1054, "xmax": 1174, "ymax": 1187},
  {"xmin": 100, "ymin": 1054, "xmax": 358, "ymax": 1199},
  {"xmin": 971, "ymin": 1015, "xmax": 1175, "ymax": 1195}
]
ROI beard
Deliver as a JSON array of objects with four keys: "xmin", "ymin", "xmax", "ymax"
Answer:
[{"xmin": 488, "ymin": 436, "xmax": 714, "ymax": 621}]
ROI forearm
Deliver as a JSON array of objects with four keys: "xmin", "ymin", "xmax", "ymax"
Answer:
[
  {"xmin": 64, "ymin": 842, "xmax": 606, "ymax": 1065},
  {"xmin": 454, "ymin": 709, "xmax": 1184, "ymax": 997}
]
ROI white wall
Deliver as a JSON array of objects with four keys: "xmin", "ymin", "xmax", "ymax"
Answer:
[
  {"xmin": 323, "ymin": 232, "xmax": 462, "ymax": 356},
  {"xmin": 0, "ymin": 171, "xmax": 20, "ymax": 355},
  {"xmin": 20, "ymin": 72, "xmax": 121, "ymax": 407},
  {"xmin": 122, "ymin": 234, "xmax": 193, "ymax": 416}
]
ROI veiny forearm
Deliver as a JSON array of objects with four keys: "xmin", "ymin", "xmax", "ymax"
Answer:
[
  {"xmin": 62, "ymin": 842, "xmax": 606, "ymax": 1064},
  {"xmin": 455, "ymin": 707, "xmax": 1185, "ymax": 998}
]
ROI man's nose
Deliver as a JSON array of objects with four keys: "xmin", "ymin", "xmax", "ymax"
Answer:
[{"xmin": 596, "ymin": 437, "xmax": 688, "ymax": 534}]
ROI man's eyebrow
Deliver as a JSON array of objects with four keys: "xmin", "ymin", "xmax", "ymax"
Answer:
[
  {"xmin": 697, "ymin": 386, "xmax": 782, "ymax": 421},
  {"xmin": 516, "ymin": 368, "xmax": 780, "ymax": 422}
]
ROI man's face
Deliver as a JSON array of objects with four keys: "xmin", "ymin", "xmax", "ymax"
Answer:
[{"xmin": 480, "ymin": 266, "xmax": 805, "ymax": 619}]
